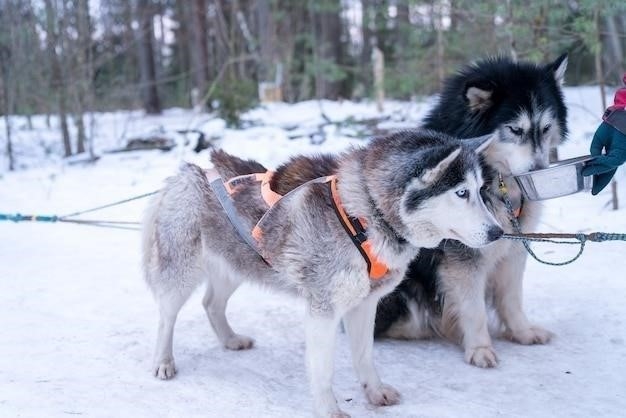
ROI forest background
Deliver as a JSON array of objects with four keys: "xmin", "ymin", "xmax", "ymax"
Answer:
[{"xmin": 1, "ymin": 0, "xmax": 625, "ymax": 166}]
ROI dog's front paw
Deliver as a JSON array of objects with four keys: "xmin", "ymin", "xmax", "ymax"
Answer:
[
  {"xmin": 364, "ymin": 383, "xmax": 401, "ymax": 406},
  {"xmin": 507, "ymin": 326, "xmax": 553, "ymax": 345},
  {"xmin": 224, "ymin": 334, "xmax": 254, "ymax": 350},
  {"xmin": 154, "ymin": 359, "xmax": 176, "ymax": 380},
  {"xmin": 465, "ymin": 346, "xmax": 498, "ymax": 368}
]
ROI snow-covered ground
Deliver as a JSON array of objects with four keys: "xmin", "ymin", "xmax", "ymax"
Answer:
[{"xmin": 1, "ymin": 88, "xmax": 625, "ymax": 418}]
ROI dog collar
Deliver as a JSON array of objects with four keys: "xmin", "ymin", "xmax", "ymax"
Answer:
[
  {"xmin": 498, "ymin": 173, "xmax": 524, "ymax": 218},
  {"xmin": 329, "ymin": 177, "xmax": 389, "ymax": 280},
  {"xmin": 364, "ymin": 193, "xmax": 408, "ymax": 248}
]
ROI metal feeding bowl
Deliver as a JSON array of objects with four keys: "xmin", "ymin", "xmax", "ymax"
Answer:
[{"xmin": 514, "ymin": 155, "xmax": 595, "ymax": 201}]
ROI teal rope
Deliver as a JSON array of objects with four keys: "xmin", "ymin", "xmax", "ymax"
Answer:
[
  {"xmin": 497, "ymin": 173, "xmax": 626, "ymax": 265},
  {"xmin": 588, "ymin": 232, "xmax": 626, "ymax": 242},
  {"xmin": 0, "ymin": 214, "xmax": 141, "ymax": 230},
  {"xmin": 0, "ymin": 213, "xmax": 59, "ymax": 223},
  {"xmin": 501, "ymin": 232, "xmax": 626, "ymax": 266},
  {"xmin": 0, "ymin": 190, "xmax": 159, "ymax": 230},
  {"xmin": 501, "ymin": 233, "xmax": 587, "ymax": 266}
]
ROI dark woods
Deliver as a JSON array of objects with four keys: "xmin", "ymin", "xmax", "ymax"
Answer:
[{"xmin": 0, "ymin": 0, "xmax": 625, "ymax": 165}]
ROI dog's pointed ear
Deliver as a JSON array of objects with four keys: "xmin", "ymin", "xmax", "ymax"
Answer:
[
  {"xmin": 421, "ymin": 147, "xmax": 461, "ymax": 184},
  {"xmin": 462, "ymin": 134, "xmax": 495, "ymax": 154},
  {"xmin": 548, "ymin": 53, "xmax": 568, "ymax": 85},
  {"xmin": 465, "ymin": 85, "xmax": 493, "ymax": 111}
]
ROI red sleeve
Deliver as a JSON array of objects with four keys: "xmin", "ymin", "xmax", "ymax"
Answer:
[
  {"xmin": 610, "ymin": 73, "xmax": 626, "ymax": 109},
  {"xmin": 603, "ymin": 74, "xmax": 626, "ymax": 134}
]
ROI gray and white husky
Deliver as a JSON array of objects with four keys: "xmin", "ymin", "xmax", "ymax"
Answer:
[
  {"xmin": 142, "ymin": 129, "xmax": 501, "ymax": 417},
  {"xmin": 375, "ymin": 54, "xmax": 569, "ymax": 368}
]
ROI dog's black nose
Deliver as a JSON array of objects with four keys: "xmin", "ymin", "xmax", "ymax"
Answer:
[{"xmin": 487, "ymin": 226, "xmax": 504, "ymax": 241}]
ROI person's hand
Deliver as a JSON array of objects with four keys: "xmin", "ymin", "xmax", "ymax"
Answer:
[{"xmin": 582, "ymin": 120, "xmax": 626, "ymax": 195}]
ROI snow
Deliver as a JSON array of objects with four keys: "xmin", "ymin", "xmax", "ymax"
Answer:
[{"xmin": 1, "ymin": 89, "xmax": 626, "ymax": 418}]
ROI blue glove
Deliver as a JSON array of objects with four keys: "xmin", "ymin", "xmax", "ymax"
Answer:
[{"xmin": 582, "ymin": 120, "xmax": 626, "ymax": 195}]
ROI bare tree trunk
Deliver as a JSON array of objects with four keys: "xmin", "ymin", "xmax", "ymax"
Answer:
[
  {"xmin": 0, "ymin": 44, "xmax": 14, "ymax": 171},
  {"xmin": 311, "ymin": 0, "xmax": 343, "ymax": 99},
  {"xmin": 505, "ymin": 0, "xmax": 517, "ymax": 61},
  {"xmin": 395, "ymin": 2, "xmax": 410, "ymax": 51},
  {"xmin": 0, "ymin": 3, "xmax": 14, "ymax": 170},
  {"xmin": 603, "ymin": 15, "xmax": 624, "ymax": 84},
  {"xmin": 361, "ymin": 0, "xmax": 374, "ymax": 89},
  {"xmin": 2, "ymin": 102, "xmax": 13, "ymax": 171},
  {"xmin": 156, "ymin": 0, "xmax": 166, "ymax": 80},
  {"xmin": 123, "ymin": 0, "xmax": 138, "ymax": 107},
  {"xmin": 74, "ymin": 111, "xmax": 86, "ymax": 154},
  {"xmin": 190, "ymin": 0, "xmax": 210, "ymax": 100},
  {"xmin": 372, "ymin": 46, "xmax": 384, "ymax": 112},
  {"xmin": 73, "ymin": 0, "xmax": 92, "ymax": 155},
  {"xmin": 3, "ymin": 115, "xmax": 13, "ymax": 171},
  {"xmin": 136, "ymin": 0, "xmax": 162, "ymax": 114},
  {"xmin": 257, "ymin": 0, "xmax": 274, "ymax": 81},
  {"xmin": 594, "ymin": 9, "xmax": 607, "ymax": 111},
  {"xmin": 435, "ymin": 0, "xmax": 445, "ymax": 89},
  {"xmin": 44, "ymin": 0, "xmax": 72, "ymax": 157}
]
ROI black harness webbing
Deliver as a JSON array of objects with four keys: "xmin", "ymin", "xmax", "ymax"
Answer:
[{"xmin": 328, "ymin": 186, "xmax": 373, "ymax": 273}]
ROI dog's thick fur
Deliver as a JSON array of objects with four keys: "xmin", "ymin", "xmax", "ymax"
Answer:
[
  {"xmin": 142, "ymin": 130, "xmax": 501, "ymax": 417},
  {"xmin": 374, "ymin": 54, "xmax": 569, "ymax": 368}
]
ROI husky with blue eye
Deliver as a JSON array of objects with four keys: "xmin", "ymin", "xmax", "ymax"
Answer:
[
  {"xmin": 142, "ymin": 129, "xmax": 501, "ymax": 417},
  {"xmin": 375, "ymin": 54, "xmax": 569, "ymax": 368}
]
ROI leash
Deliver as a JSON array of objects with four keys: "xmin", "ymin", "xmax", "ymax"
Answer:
[
  {"xmin": 0, "ymin": 191, "xmax": 159, "ymax": 231},
  {"xmin": 497, "ymin": 173, "xmax": 626, "ymax": 266}
]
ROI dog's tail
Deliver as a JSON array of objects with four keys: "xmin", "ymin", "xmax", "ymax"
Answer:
[
  {"xmin": 142, "ymin": 163, "xmax": 210, "ymax": 293},
  {"xmin": 210, "ymin": 149, "xmax": 267, "ymax": 179}
]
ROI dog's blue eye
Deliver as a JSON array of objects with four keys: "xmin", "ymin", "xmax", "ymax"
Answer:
[
  {"xmin": 542, "ymin": 124, "xmax": 551, "ymax": 134},
  {"xmin": 508, "ymin": 126, "xmax": 523, "ymax": 136},
  {"xmin": 456, "ymin": 189, "xmax": 469, "ymax": 199}
]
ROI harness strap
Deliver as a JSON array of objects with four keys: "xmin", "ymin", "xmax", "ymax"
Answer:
[
  {"xmin": 329, "ymin": 177, "xmax": 389, "ymax": 280},
  {"xmin": 224, "ymin": 172, "xmax": 282, "ymax": 207},
  {"xmin": 206, "ymin": 169, "xmax": 270, "ymax": 265},
  {"xmin": 213, "ymin": 169, "xmax": 390, "ymax": 280},
  {"xmin": 250, "ymin": 174, "xmax": 336, "ymax": 242}
]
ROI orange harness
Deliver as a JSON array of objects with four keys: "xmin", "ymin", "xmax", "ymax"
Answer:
[{"xmin": 222, "ymin": 171, "xmax": 389, "ymax": 280}]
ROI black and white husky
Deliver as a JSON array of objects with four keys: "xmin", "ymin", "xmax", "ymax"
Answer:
[
  {"xmin": 375, "ymin": 55, "xmax": 569, "ymax": 368},
  {"xmin": 142, "ymin": 130, "xmax": 501, "ymax": 417}
]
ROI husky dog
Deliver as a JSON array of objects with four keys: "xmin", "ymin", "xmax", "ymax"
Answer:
[
  {"xmin": 142, "ymin": 130, "xmax": 502, "ymax": 417},
  {"xmin": 374, "ymin": 55, "xmax": 569, "ymax": 368}
]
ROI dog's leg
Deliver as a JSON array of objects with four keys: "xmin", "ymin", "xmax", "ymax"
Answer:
[
  {"xmin": 441, "ymin": 267, "xmax": 498, "ymax": 368},
  {"xmin": 493, "ymin": 247, "xmax": 553, "ymax": 345},
  {"xmin": 202, "ymin": 276, "xmax": 253, "ymax": 350},
  {"xmin": 344, "ymin": 296, "xmax": 400, "ymax": 407},
  {"xmin": 305, "ymin": 310, "xmax": 347, "ymax": 418},
  {"xmin": 153, "ymin": 289, "xmax": 191, "ymax": 379}
]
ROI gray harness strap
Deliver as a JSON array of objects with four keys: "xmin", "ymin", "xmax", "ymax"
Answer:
[
  {"xmin": 206, "ymin": 169, "xmax": 268, "ymax": 263},
  {"xmin": 206, "ymin": 168, "xmax": 336, "ymax": 266}
]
